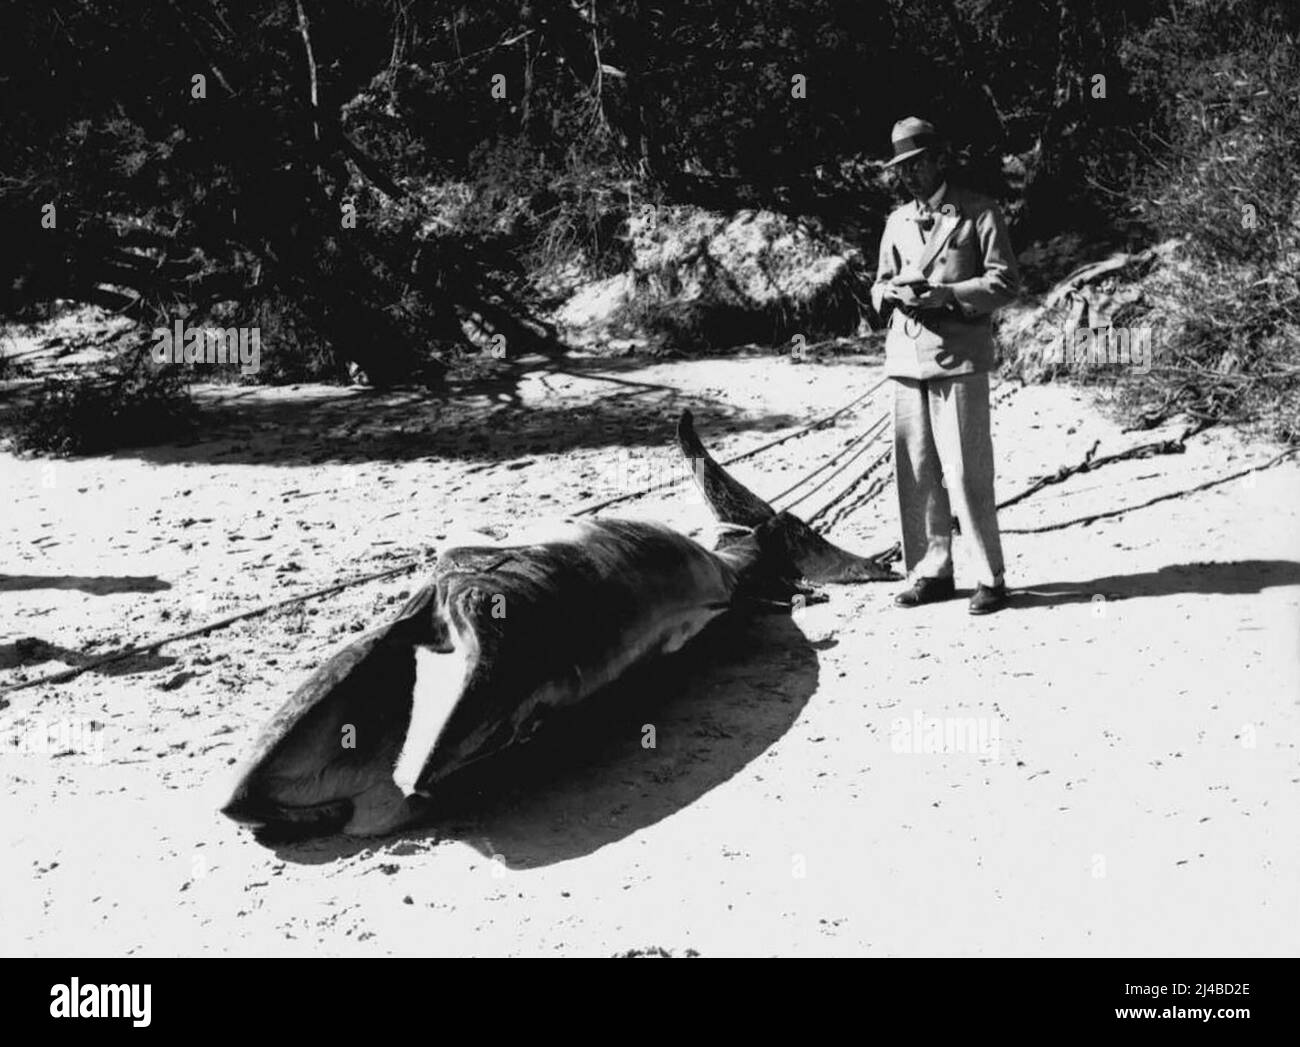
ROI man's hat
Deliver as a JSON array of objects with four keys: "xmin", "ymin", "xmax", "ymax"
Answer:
[{"xmin": 884, "ymin": 117, "xmax": 943, "ymax": 167}]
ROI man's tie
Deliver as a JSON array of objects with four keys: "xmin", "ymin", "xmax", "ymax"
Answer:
[{"xmin": 916, "ymin": 208, "xmax": 935, "ymax": 244}]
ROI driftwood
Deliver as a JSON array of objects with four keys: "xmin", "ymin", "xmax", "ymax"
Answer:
[{"xmin": 1044, "ymin": 238, "xmax": 1181, "ymax": 311}]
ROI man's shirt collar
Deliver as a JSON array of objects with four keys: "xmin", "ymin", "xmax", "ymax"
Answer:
[{"xmin": 915, "ymin": 181, "xmax": 949, "ymax": 215}]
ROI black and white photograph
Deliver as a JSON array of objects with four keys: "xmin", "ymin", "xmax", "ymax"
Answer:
[{"xmin": 1, "ymin": 0, "xmax": 1297, "ymax": 986}]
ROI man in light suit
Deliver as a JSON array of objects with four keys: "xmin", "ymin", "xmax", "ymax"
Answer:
[{"xmin": 870, "ymin": 117, "xmax": 1019, "ymax": 614}]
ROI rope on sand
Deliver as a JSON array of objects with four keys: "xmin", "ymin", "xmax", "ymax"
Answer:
[
  {"xmin": 817, "ymin": 460, "xmax": 895, "ymax": 534},
  {"xmin": 1001, "ymin": 445, "xmax": 1298, "ymax": 534},
  {"xmin": 774, "ymin": 413, "xmax": 891, "ymax": 512},
  {"xmin": 0, "ymin": 562, "xmax": 424, "ymax": 699},
  {"xmin": 569, "ymin": 376, "xmax": 889, "ymax": 516}
]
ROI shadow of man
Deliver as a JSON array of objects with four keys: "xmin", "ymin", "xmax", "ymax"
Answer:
[
  {"xmin": 0, "ymin": 575, "xmax": 170, "ymax": 594},
  {"xmin": 1011, "ymin": 559, "xmax": 1300, "ymax": 609}
]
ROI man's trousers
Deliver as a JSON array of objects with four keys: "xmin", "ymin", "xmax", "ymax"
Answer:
[{"xmin": 892, "ymin": 373, "xmax": 1005, "ymax": 587}]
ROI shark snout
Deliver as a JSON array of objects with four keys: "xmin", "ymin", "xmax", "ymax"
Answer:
[
  {"xmin": 221, "ymin": 740, "xmax": 426, "ymax": 838},
  {"xmin": 220, "ymin": 771, "xmax": 357, "ymax": 835}
]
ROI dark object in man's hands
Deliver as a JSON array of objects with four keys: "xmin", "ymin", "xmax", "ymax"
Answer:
[
  {"xmin": 890, "ymin": 273, "xmax": 929, "ymax": 311},
  {"xmin": 912, "ymin": 283, "xmax": 956, "ymax": 311}
]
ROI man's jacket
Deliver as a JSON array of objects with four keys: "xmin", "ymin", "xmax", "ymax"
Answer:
[{"xmin": 870, "ymin": 183, "xmax": 1020, "ymax": 380}]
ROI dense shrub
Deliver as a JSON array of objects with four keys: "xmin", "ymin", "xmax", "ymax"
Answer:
[
  {"xmin": 1124, "ymin": 9, "xmax": 1300, "ymax": 439},
  {"xmin": 8, "ymin": 359, "xmax": 195, "ymax": 455}
]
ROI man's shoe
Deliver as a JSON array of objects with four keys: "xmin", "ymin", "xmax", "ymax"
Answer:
[
  {"xmin": 968, "ymin": 583, "xmax": 1009, "ymax": 615},
  {"xmin": 894, "ymin": 576, "xmax": 956, "ymax": 608}
]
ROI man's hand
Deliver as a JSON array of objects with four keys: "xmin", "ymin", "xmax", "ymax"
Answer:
[
  {"xmin": 880, "ymin": 282, "xmax": 912, "ymax": 305},
  {"xmin": 913, "ymin": 283, "xmax": 955, "ymax": 310}
]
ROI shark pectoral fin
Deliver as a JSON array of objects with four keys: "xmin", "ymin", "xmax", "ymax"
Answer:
[{"xmin": 391, "ymin": 642, "xmax": 473, "ymax": 799}]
